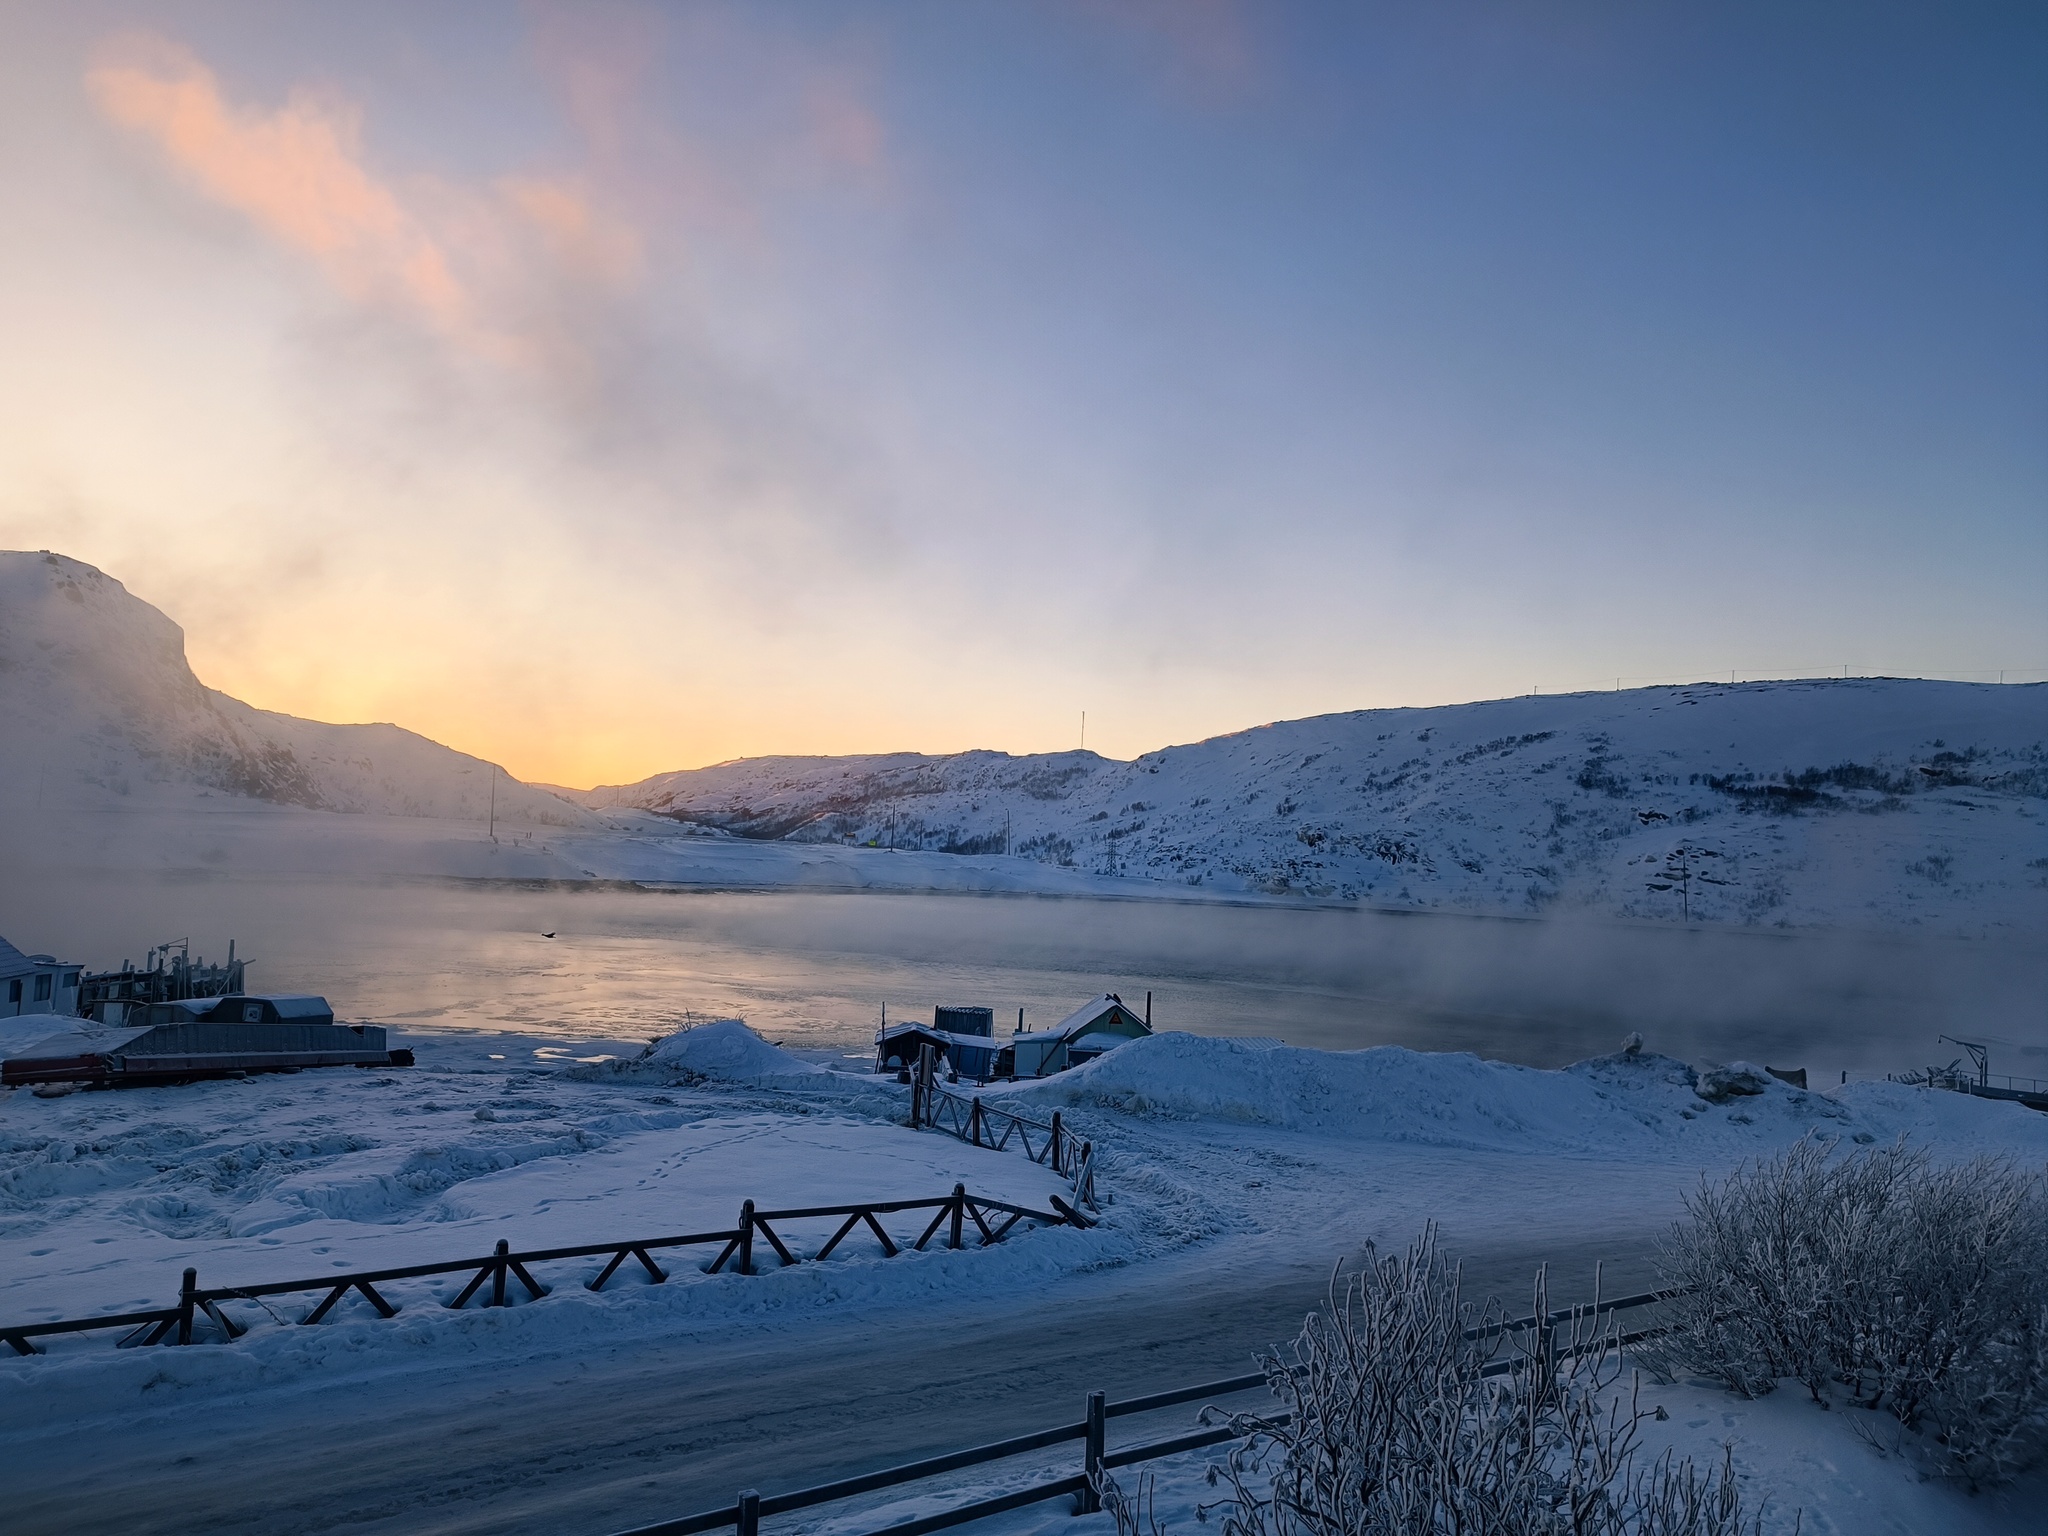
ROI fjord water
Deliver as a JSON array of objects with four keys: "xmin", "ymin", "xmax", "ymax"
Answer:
[{"xmin": 6, "ymin": 871, "xmax": 2041, "ymax": 1081}]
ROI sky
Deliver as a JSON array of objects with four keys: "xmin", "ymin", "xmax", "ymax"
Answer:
[{"xmin": 1, "ymin": 1, "xmax": 2043, "ymax": 789}]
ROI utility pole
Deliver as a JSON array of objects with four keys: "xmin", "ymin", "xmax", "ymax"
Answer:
[
  {"xmin": 1647, "ymin": 843, "xmax": 1729, "ymax": 922},
  {"xmin": 1080, "ymin": 711, "xmax": 1086, "ymax": 753},
  {"xmin": 488, "ymin": 764, "xmax": 498, "ymax": 842}
]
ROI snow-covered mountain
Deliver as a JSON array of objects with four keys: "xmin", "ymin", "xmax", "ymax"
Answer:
[
  {"xmin": 575, "ymin": 681, "xmax": 2048, "ymax": 929},
  {"xmin": 0, "ymin": 551, "xmax": 592, "ymax": 826},
  {"xmin": 6, "ymin": 548, "xmax": 2041, "ymax": 930}
]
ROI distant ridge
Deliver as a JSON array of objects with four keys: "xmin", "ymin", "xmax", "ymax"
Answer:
[{"xmin": 567, "ymin": 679, "xmax": 2048, "ymax": 928}]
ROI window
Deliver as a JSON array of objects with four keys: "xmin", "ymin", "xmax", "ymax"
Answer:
[
  {"xmin": 6, "ymin": 979, "xmax": 18, "ymax": 1004},
  {"xmin": 34, "ymin": 974, "xmax": 52, "ymax": 1002},
  {"xmin": 63, "ymin": 972, "xmax": 80, "ymax": 990}
]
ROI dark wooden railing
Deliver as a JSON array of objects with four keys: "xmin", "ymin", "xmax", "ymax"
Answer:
[
  {"xmin": 909, "ymin": 1045, "xmax": 1100, "ymax": 1210},
  {"xmin": 608, "ymin": 1286, "xmax": 1683, "ymax": 1536},
  {"xmin": 0, "ymin": 1184, "xmax": 1089, "ymax": 1358}
]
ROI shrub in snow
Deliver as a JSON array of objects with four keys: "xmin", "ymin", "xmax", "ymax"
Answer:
[
  {"xmin": 1646, "ymin": 1137, "xmax": 2048, "ymax": 1486},
  {"xmin": 1100, "ymin": 1228, "xmax": 1765, "ymax": 1536}
]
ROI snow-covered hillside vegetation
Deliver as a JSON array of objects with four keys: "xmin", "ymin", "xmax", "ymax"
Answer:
[
  {"xmin": 0, "ymin": 551, "xmax": 591, "ymax": 826},
  {"xmin": 577, "ymin": 681, "xmax": 2048, "ymax": 929}
]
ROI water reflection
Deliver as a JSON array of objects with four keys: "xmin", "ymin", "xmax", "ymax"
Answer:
[{"xmin": 5, "ymin": 873, "xmax": 2042, "ymax": 1080}]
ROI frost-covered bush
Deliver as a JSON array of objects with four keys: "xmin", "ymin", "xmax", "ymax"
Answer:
[
  {"xmin": 1101, "ymin": 1228, "xmax": 1765, "ymax": 1536},
  {"xmin": 1647, "ymin": 1138, "xmax": 2048, "ymax": 1485}
]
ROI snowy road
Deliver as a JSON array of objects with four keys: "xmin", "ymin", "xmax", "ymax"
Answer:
[{"xmin": 0, "ymin": 1225, "xmax": 1657, "ymax": 1536}]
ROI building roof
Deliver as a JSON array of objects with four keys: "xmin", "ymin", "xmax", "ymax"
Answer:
[
  {"xmin": 147, "ymin": 994, "xmax": 333, "ymax": 1022},
  {"xmin": 877, "ymin": 1021, "xmax": 1004, "ymax": 1053},
  {"xmin": 1021, "ymin": 993, "xmax": 1150, "ymax": 1045},
  {"xmin": 0, "ymin": 935, "xmax": 75, "ymax": 980}
]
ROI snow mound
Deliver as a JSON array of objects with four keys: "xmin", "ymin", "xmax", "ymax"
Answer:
[
  {"xmin": 1001, "ymin": 1032, "xmax": 1659, "ymax": 1151},
  {"xmin": 996, "ymin": 1032, "xmax": 2048, "ymax": 1159},
  {"xmin": 587, "ymin": 1019, "xmax": 824, "ymax": 1085}
]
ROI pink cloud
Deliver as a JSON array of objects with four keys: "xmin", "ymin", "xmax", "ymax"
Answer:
[
  {"xmin": 86, "ymin": 34, "xmax": 641, "ymax": 372},
  {"xmin": 87, "ymin": 37, "xmax": 471, "ymax": 331}
]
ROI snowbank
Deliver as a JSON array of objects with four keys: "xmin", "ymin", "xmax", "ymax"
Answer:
[{"xmin": 996, "ymin": 1032, "xmax": 2048, "ymax": 1161}]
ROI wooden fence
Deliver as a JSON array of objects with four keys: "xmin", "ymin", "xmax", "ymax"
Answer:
[
  {"xmin": 609, "ymin": 1285, "xmax": 1683, "ymax": 1536},
  {"xmin": 0, "ymin": 1184, "xmax": 1090, "ymax": 1358},
  {"xmin": 909, "ymin": 1045, "xmax": 1100, "ymax": 1211}
]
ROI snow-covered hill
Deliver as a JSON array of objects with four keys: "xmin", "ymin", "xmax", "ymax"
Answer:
[
  {"xmin": 0, "ymin": 551, "xmax": 592, "ymax": 827},
  {"xmin": 575, "ymin": 681, "xmax": 2048, "ymax": 929},
  {"xmin": 6, "ymin": 548, "xmax": 2041, "ymax": 930}
]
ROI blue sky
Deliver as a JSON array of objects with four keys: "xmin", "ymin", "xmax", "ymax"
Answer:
[{"xmin": 2, "ymin": 1, "xmax": 2041, "ymax": 784}]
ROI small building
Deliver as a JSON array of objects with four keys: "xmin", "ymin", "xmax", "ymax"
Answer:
[
  {"xmin": 1010, "ymin": 993, "xmax": 1152, "ymax": 1078},
  {"xmin": 0, "ymin": 935, "xmax": 81, "ymax": 1020},
  {"xmin": 875, "ymin": 1004, "xmax": 1003, "ymax": 1081}
]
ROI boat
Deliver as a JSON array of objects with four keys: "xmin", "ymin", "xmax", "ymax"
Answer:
[{"xmin": 0, "ymin": 994, "xmax": 412, "ymax": 1087}]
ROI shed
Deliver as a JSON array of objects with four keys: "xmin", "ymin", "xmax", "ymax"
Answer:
[
  {"xmin": 0, "ymin": 935, "xmax": 81, "ymax": 1021},
  {"xmin": 874, "ymin": 1019, "xmax": 1003, "ymax": 1082},
  {"xmin": 1010, "ymin": 993, "xmax": 1152, "ymax": 1078}
]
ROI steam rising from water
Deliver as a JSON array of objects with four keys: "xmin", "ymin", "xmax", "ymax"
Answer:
[{"xmin": 4, "ymin": 874, "xmax": 2040, "ymax": 1082}]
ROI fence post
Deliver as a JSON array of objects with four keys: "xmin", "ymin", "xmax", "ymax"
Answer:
[
  {"xmin": 737, "ymin": 1488, "xmax": 760, "ymax": 1536},
  {"xmin": 1081, "ymin": 1389, "xmax": 1106, "ymax": 1512},
  {"xmin": 1050, "ymin": 1110, "xmax": 1063, "ymax": 1174},
  {"xmin": 917, "ymin": 1045, "xmax": 935, "ymax": 1126},
  {"xmin": 738, "ymin": 1199, "xmax": 755, "ymax": 1276},
  {"xmin": 948, "ymin": 1183, "xmax": 966, "ymax": 1249},
  {"xmin": 968, "ymin": 1096, "xmax": 983, "ymax": 1146},
  {"xmin": 908, "ymin": 1049, "xmax": 924, "ymax": 1127},
  {"xmin": 176, "ymin": 1268, "xmax": 197, "ymax": 1346},
  {"xmin": 491, "ymin": 1240, "xmax": 509, "ymax": 1307}
]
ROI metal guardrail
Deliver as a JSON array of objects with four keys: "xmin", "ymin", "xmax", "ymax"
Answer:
[
  {"xmin": 0, "ymin": 1184, "xmax": 1090, "ymax": 1357},
  {"xmin": 610, "ymin": 1287, "xmax": 1682, "ymax": 1536}
]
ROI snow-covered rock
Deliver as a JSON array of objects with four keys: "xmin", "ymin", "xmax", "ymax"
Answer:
[{"xmin": 1695, "ymin": 1062, "xmax": 1775, "ymax": 1102}]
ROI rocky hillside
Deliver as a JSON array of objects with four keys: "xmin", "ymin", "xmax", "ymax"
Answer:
[
  {"xmin": 576, "ymin": 681, "xmax": 2048, "ymax": 928},
  {"xmin": 0, "ymin": 551, "xmax": 592, "ymax": 826}
]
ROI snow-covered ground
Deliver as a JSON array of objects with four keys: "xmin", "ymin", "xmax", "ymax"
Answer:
[
  {"xmin": 0, "ymin": 1022, "xmax": 1104, "ymax": 1329},
  {"xmin": 3, "ymin": 1024, "xmax": 2044, "ymax": 1533}
]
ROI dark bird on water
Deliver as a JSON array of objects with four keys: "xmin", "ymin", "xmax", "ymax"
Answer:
[{"xmin": 540, "ymin": 932, "xmax": 556, "ymax": 939}]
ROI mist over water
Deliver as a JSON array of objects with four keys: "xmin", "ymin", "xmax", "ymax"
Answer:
[{"xmin": 5, "ymin": 873, "xmax": 2041, "ymax": 1083}]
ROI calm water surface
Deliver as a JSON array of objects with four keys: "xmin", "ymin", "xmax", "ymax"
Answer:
[{"xmin": 7, "ymin": 873, "xmax": 2043, "ymax": 1080}]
